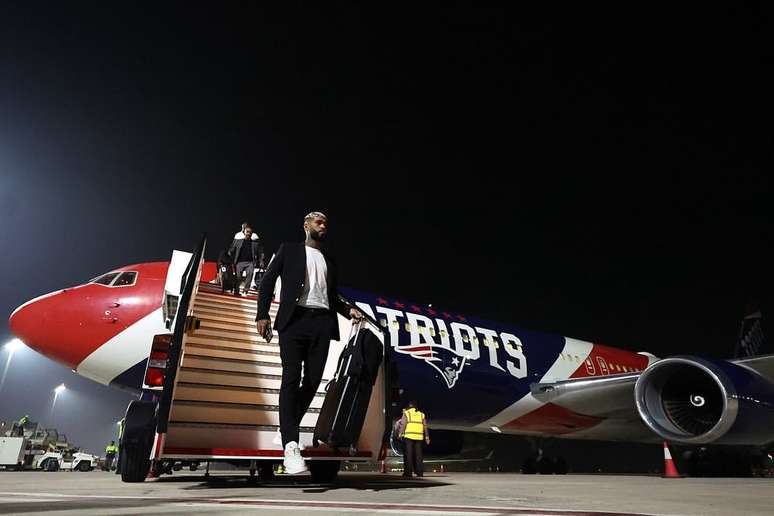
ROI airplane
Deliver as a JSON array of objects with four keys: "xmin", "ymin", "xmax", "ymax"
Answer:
[{"xmin": 8, "ymin": 241, "xmax": 774, "ymax": 476}]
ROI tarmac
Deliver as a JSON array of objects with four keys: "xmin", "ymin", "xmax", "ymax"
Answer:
[{"xmin": 0, "ymin": 470, "xmax": 772, "ymax": 515}]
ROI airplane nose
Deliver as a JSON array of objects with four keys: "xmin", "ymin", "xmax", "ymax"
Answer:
[{"xmin": 8, "ymin": 290, "xmax": 79, "ymax": 369}]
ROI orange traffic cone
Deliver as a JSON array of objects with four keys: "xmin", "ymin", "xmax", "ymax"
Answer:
[{"xmin": 662, "ymin": 441, "xmax": 682, "ymax": 478}]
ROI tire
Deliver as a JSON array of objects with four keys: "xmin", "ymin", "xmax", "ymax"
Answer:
[
  {"xmin": 44, "ymin": 459, "xmax": 60, "ymax": 472},
  {"xmin": 77, "ymin": 461, "xmax": 91, "ymax": 472},
  {"xmin": 120, "ymin": 400, "xmax": 157, "ymax": 483},
  {"xmin": 309, "ymin": 460, "xmax": 341, "ymax": 483},
  {"xmin": 121, "ymin": 444, "xmax": 152, "ymax": 482}
]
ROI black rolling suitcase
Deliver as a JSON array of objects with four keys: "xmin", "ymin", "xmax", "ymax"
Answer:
[
  {"xmin": 220, "ymin": 263, "xmax": 236, "ymax": 294},
  {"xmin": 314, "ymin": 321, "xmax": 382, "ymax": 451}
]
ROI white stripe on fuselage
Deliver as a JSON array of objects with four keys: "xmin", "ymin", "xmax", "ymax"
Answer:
[
  {"xmin": 475, "ymin": 337, "xmax": 593, "ymax": 429},
  {"xmin": 76, "ymin": 307, "xmax": 168, "ymax": 386}
]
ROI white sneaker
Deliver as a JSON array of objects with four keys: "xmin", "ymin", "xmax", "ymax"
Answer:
[{"xmin": 283, "ymin": 441, "xmax": 308, "ymax": 474}]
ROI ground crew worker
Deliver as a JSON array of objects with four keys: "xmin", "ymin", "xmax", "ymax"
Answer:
[
  {"xmin": 114, "ymin": 418, "xmax": 125, "ymax": 474},
  {"xmin": 398, "ymin": 400, "xmax": 430, "ymax": 477},
  {"xmin": 105, "ymin": 441, "xmax": 118, "ymax": 471},
  {"xmin": 14, "ymin": 415, "xmax": 30, "ymax": 436}
]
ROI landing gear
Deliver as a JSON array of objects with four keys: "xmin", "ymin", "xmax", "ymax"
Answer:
[{"xmin": 120, "ymin": 400, "xmax": 156, "ymax": 483}]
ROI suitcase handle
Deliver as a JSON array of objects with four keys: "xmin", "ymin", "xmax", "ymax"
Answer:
[{"xmin": 333, "ymin": 320, "xmax": 364, "ymax": 381}]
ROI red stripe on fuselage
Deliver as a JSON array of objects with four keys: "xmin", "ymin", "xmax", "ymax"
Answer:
[
  {"xmin": 501, "ymin": 403, "xmax": 603, "ymax": 435},
  {"xmin": 570, "ymin": 343, "xmax": 649, "ymax": 379}
]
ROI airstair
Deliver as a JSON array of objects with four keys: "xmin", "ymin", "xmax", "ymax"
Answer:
[{"xmin": 151, "ymin": 240, "xmax": 386, "ymax": 464}]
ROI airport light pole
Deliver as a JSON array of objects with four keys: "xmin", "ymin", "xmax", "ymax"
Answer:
[
  {"xmin": 50, "ymin": 383, "xmax": 66, "ymax": 420},
  {"xmin": 0, "ymin": 338, "xmax": 25, "ymax": 393}
]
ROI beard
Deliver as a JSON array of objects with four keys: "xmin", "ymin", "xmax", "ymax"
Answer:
[{"xmin": 308, "ymin": 228, "xmax": 326, "ymax": 241}]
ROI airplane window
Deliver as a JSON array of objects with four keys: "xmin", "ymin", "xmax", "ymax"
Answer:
[
  {"xmin": 440, "ymin": 330, "xmax": 447, "ymax": 338},
  {"xmin": 92, "ymin": 272, "xmax": 119, "ymax": 286},
  {"xmin": 113, "ymin": 272, "xmax": 138, "ymax": 287},
  {"xmin": 429, "ymin": 328, "xmax": 436, "ymax": 337},
  {"xmin": 379, "ymin": 319, "xmax": 387, "ymax": 327}
]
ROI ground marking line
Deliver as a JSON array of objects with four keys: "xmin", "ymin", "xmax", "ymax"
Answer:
[{"xmin": 0, "ymin": 492, "xmax": 661, "ymax": 516}]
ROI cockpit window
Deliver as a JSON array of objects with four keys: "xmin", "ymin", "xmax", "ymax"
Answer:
[
  {"xmin": 113, "ymin": 271, "xmax": 138, "ymax": 287},
  {"xmin": 91, "ymin": 272, "xmax": 119, "ymax": 286}
]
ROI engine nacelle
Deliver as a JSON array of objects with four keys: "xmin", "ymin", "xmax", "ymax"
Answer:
[{"xmin": 635, "ymin": 356, "xmax": 774, "ymax": 445}]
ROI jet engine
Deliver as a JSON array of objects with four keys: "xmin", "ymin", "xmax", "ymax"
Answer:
[{"xmin": 634, "ymin": 357, "xmax": 774, "ymax": 445}]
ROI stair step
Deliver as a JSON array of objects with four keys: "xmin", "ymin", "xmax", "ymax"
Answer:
[
  {"xmin": 177, "ymin": 367, "xmax": 328, "ymax": 393},
  {"xmin": 169, "ymin": 400, "xmax": 319, "ymax": 427},
  {"xmin": 197, "ymin": 292, "xmax": 261, "ymax": 309},
  {"xmin": 186, "ymin": 335, "xmax": 279, "ymax": 355},
  {"xmin": 192, "ymin": 310, "xmax": 263, "ymax": 325},
  {"xmin": 173, "ymin": 383, "xmax": 324, "ymax": 408},
  {"xmin": 196, "ymin": 317, "xmax": 259, "ymax": 333},
  {"xmin": 192, "ymin": 327, "xmax": 279, "ymax": 345},
  {"xmin": 181, "ymin": 355, "xmax": 283, "ymax": 375},
  {"xmin": 185, "ymin": 341, "xmax": 280, "ymax": 359},
  {"xmin": 169, "ymin": 421, "xmax": 315, "ymax": 433},
  {"xmin": 187, "ymin": 333, "xmax": 279, "ymax": 348},
  {"xmin": 183, "ymin": 346, "xmax": 282, "ymax": 365},
  {"xmin": 194, "ymin": 303, "xmax": 258, "ymax": 316}
]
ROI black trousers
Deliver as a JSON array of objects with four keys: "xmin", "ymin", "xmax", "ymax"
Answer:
[
  {"xmin": 105, "ymin": 452, "xmax": 116, "ymax": 470},
  {"xmin": 279, "ymin": 307, "xmax": 334, "ymax": 447},
  {"xmin": 403, "ymin": 439, "xmax": 424, "ymax": 477}
]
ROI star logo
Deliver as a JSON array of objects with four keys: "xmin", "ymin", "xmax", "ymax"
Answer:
[
  {"xmin": 393, "ymin": 301, "xmax": 405, "ymax": 309},
  {"xmin": 427, "ymin": 308, "xmax": 437, "ymax": 316},
  {"xmin": 377, "ymin": 297, "xmax": 388, "ymax": 305}
]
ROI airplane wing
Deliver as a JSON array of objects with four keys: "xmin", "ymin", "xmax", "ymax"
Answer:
[
  {"xmin": 529, "ymin": 372, "xmax": 658, "ymax": 442},
  {"xmin": 530, "ymin": 354, "xmax": 774, "ymax": 443},
  {"xmin": 732, "ymin": 353, "xmax": 774, "ymax": 382}
]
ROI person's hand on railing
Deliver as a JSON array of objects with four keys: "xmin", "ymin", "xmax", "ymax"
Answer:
[{"xmin": 350, "ymin": 308, "xmax": 363, "ymax": 321}]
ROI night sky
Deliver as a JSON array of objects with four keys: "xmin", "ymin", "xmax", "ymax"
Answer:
[{"xmin": 1, "ymin": 4, "xmax": 771, "ymax": 457}]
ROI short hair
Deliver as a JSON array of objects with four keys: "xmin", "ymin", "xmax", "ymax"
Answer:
[
  {"xmin": 407, "ymin": 400, "xmax": 417, "ymax": 408},
  {"xmin": 304, "ymin": 211, "xmax": 328, "ymax": 224}
]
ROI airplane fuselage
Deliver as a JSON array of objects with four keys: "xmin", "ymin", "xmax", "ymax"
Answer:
[{"xmin": 9, "ymin": 259, "xmax": 656, "ymax": 441}]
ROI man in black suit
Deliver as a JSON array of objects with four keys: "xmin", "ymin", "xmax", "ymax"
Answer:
[{"xmin": 256, "ymin": 211, "xmax": 362, "ymax": 474}]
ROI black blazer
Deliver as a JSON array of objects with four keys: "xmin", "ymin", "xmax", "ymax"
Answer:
[{"xmin": 256, "ymin": 242, "xmax": 350, "ymax": 340}]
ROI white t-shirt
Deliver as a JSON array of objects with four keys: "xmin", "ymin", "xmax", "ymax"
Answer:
[{"xmin": 297, "ymin": 246, "xmax": 329, "ymax": 310}]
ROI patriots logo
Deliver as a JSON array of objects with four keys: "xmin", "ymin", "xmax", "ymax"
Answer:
[{"xmin": 394, "ymin": 343, "xmax": 467, "ymax": 388}]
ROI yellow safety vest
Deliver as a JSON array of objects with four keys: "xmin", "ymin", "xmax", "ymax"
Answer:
[
  {"xmin": 106, "ymin": 445, "xmax": 118, "ymax": 454},
  {"xmin": 403, "ymin": 408, "xmax": 425, "ymax": 441}
]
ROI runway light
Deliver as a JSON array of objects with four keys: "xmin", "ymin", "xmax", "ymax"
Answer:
[
  {"xmin": 54, "ymin": 384, "xmax": 66, "ymax": 394},
  {"xmin": 490, "ymin": 426, "xmax": 502, "ymax": 433},
  {"xmin": 4, "ymin": 339, "xmax": 24, "ymax": 353}
]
